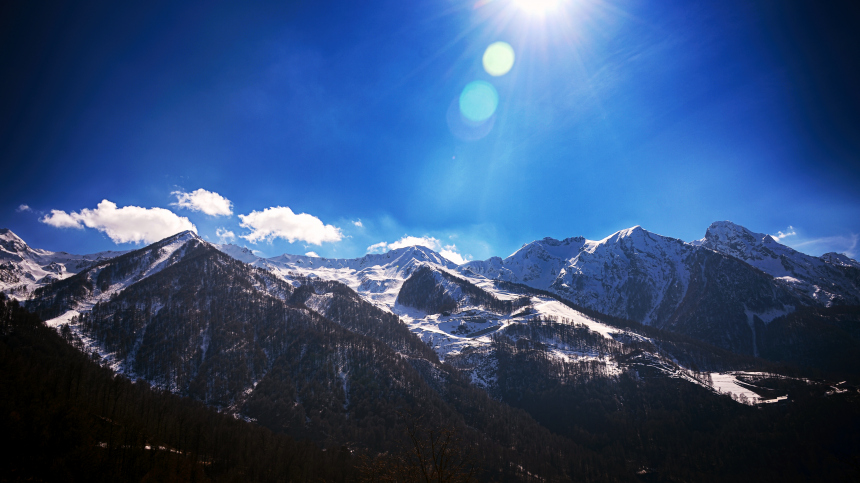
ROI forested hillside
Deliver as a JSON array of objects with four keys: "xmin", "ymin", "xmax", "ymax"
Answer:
[
  {"xmin": 397, "ymin": 265, "xmax": 530, "ymax": 315},
  {"xmin": 0, "ymin": 293, "xmax": 356, "ymax": 482}
]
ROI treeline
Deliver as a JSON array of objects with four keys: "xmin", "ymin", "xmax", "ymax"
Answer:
[
  {"xmin": 398, "ymin": 266, "xmax": 530, "ymax": 315},
  {"xmin": 0, "ymin": 293, "xmax": 357, "ymax": 482}
]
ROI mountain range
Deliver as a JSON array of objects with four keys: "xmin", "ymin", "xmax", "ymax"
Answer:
[
  {"xmin": 2, "ymin": 221, "xmax": 860, "ymax": 479},
  {"xmin": 4, "ymin": 221, "xmax": 860, "ymax": 373}
]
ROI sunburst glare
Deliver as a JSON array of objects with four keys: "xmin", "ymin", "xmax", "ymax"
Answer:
[{"xmin": 511, "ymin": 0, "xmax": 565, "ymax": 15}]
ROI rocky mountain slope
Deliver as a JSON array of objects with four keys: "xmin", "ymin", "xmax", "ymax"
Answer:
[
  {"xmin": 0, "ymin": 229, "xmax": 126, "ymax": 298},
  {"xmin": 461, "ymin": 223, "xmax": 860, "ymax": 356}
]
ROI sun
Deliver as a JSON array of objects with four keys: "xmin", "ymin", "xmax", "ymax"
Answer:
[{"xmin": 511, "ymin": 0, "xmax": 564, "ymax": 15}]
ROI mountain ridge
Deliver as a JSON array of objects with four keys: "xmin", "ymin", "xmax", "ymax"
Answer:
[{"xmin": 4, "ymin": 222, "xmax": 859, "ymax": 368}]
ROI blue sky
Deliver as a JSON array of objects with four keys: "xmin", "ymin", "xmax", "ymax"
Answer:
[{"xmin": 2, "ymin": 0, "xmax": 859, "ymax": 261}]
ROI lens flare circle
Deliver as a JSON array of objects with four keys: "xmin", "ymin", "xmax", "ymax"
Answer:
[
  {"xmin": 447, "ymin": 97, "xmax": 496, "ymax": 141},
  {"xmin": 459, "ymin": 81, "xmax": 499, "ymax": 122},
  {"xmin": 483, "ymin": 41, "xmax": 515, "ymax": 76}
]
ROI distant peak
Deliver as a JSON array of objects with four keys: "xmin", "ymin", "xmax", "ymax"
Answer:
[
  {"xmin": 821, "ymin": 252, "xmax": 860, "ymax": 269},
  {"xmin": 0, "ymin": 228, "xmax": 23, "ymax": 241},
  {"xmin": 706, "ymin": 220, "xmax": 754, "ymax": 236},
  {"xmin": 609, "ymin": 225, "xmax": 646, "ymax": 240},
  {"xmin": 0, "ymin": 228, "xmax": 28, "ymax": 248},
  {"xmin": 159, "ymin": 230, "xmax": 201, "ymax": 245},
  {"xmin": 708, "ymin": 220, "xmax": 741, "ymax": 230},
  {"xmin": 704, "ymin": 221, "xmax": 766, "ymax": 243},
  {"xmin": 391, "ymin": 244, "xmax": 438, "ymax": 256},
  {"xmin": 562, "ymin": 236, "xmax": 586, "ymax": 243}
]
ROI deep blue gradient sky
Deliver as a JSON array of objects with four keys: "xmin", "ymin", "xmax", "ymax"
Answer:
[{"xmin": 2, "ymin": 0, "xmax": 859, "ymax": 260}]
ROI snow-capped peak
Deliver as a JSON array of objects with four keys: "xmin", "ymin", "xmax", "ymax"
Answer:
[
  {"xmin": 507, "ymin": 235, "xmax": 588, "ymax": 261},
  {"xmin": 701, "ymin": 220, "xmax": 805, "ymax": 265},
  {"xmin": 612, "ymin": 225, "xmax": 645, "ymax": 239},
  {"xmin": 162, "ymin": 230, "xmax": 200, "ymax": 244},
  {"xmin": 0, "ymin": 228, "xmax": 26, "ymax": 245},
  {"xmin": 0, "ymin": 228, "xmax": 34, "ymax": 256},
  {"xmin": 215, "ymin": 243, "xmax": 260, "ymax": 264},
  {"xmin": 820, "ymin": 252, "xmax": 860, "ymax": 269},
  {"xmin": 701, "ymin": 221, "xmax": 860, "ymax": 305},
  {"xmin": 701, "ymin": 221, "xmax": 772, "ymax": 257}
]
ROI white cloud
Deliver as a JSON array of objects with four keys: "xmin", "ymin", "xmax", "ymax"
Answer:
[
  {"xmin": 16, "ymin": 204, "xmax": 31, "ymax": 212},
  {"xmin": 305, "ymin": 251, "xmax": 320, "ymax": 257},
  {"xmin": 366, "ymin": 235, "xmax": 471, "ymax": 265},
  {"xmin": 239, "ymin": 206, "xmax": 343, "ymax": 245},
  {"xmin": 171, "ymin": 189, "xmax": 233, "ymax": 216},
  {"xmin": 367, "ymin": 241, "xmax": 388, "ymax": 253},
  {"xmin": 41, "ymin": 209, "xmax": 83, "ymax": 229},
  {"xmin": 388, "ymin": 235, "xmax": 442, "ymax": 251},
  {"xmin": 353, "ymin": 219, "xmax": 363, "ymax": 227},
  {"xmin": 367, "ymin": 235, "xmax": 441, "ymax": 253},
  {"xmin": 441, "ymin": 244, "xmax": 471, "ymax": 265},
  {"xmin": 40, "ymin": 200, "xmax": 196, "ymax": 244},
  {"xmin": 772, "ymin": 226, "xmax": 796, "ymax": 241},
  {"xmin": 216, "ymin": 227, "xmax": 236, "ymax": 243}
]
